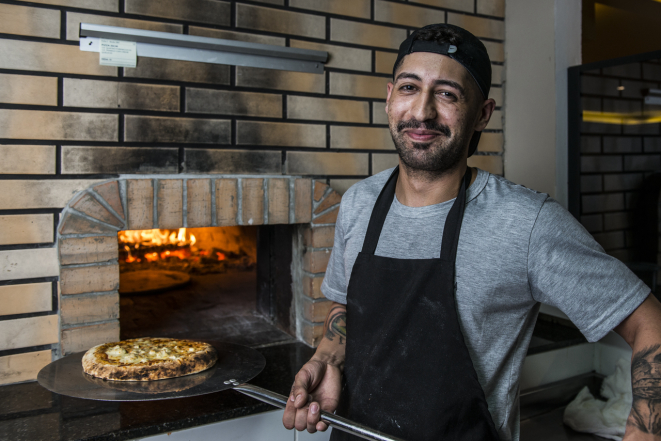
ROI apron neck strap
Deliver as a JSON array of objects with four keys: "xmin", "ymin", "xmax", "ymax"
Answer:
[{"xmin": 361, "ymin": 166, "xmax": 472, "ymax": 257}]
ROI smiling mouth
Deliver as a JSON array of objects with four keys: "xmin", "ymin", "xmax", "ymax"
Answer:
[{"xmin": 404, "ymin": 130, "xmax": 443, "ymax": 142}]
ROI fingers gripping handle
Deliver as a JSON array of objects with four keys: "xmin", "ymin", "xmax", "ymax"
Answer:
[{"xmin": 233, "ymin": 384, "xmax": 406, "ymax": 441}]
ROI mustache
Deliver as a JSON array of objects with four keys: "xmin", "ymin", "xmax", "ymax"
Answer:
[{"xmin": 396, "ymin": 119, "xmax": 451, "ymax": 137}]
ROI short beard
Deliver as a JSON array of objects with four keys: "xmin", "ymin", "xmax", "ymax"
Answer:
[{"xmin": 389, "ymin": 118, "xmax": 468, "ymax": 182}]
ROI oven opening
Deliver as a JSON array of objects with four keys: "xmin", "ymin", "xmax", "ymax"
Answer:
[{"xmin": 117, "ymin": 225, "xmax": 296, "ymax": 347}]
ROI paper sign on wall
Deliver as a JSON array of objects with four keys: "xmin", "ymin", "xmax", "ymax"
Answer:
[{"xmin": 99, "ymin": 39, "xmax": 137, "ymax": 68}]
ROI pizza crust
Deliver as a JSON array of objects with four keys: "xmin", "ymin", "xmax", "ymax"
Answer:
[{"xmin": 82, "ymin": 338, "xmax": 217, "ymax": 381}]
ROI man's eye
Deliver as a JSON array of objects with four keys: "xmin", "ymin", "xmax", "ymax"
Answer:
[
  {"xmin": 438, "ymin": 91, "xmax": 456, "ymax": 99},
  {"xmin": 400, "ymin": 85, "xmax": 416, "ymax": 91}
]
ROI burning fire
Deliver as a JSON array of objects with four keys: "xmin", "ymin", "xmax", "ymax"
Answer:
[{"xmin": 119, "ymin": 228, "xmax": 212, "ymax": 263}]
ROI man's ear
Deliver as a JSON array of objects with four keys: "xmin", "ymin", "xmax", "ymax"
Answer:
[
  {"xmin": 474, "ymin": 98, "xmax": 496, "ymax": 132},
  {"xmin": 385, "ymin": 82, "xmax": 394, "ymax": 114}
]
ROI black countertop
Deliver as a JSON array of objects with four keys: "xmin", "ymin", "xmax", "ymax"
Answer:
[{"xmin": 0, "ymin": 342, "xmax": 315, "ymax": 441}]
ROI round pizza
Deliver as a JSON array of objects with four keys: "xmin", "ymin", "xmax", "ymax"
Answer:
[{"xmin": 82, "ymin": 338, "xmax": 217, "ymax": 381}]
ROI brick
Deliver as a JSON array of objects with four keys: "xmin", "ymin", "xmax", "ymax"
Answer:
[
  {"xmin": 603, "ymin": 137, "xmax": 642, "ymax": 153},
  {"xmin": 156, "ymin": 180, "xmax": 183, "ymax": 229},
  {"xmin": 0, "ymin": 350, "xmax": 52, "ymax": 386},
  {"xmin": 0, "ymin": 109, "xmax": 117, "ymax": 141},
  {"xmin": 235, "ymin": 67, "xmax": 325, "ymax": 94},
  {"xmin": 582, "ymin": 193, "xmax": 625, "ymax": 214},
  {"xmin": 314, "ymin": 181, "xmax": 329, "ymax": 202},
  {"xmin": 268, "ymin": 178, "xmax": 289, "ymax": 224},
  {"xmin": 313, "ymin": 207, "xmax": 339, "ymax": 225},
  {"xmin": 0, "ymin": 4, "xmax": 60, "ymax": 39},
  {"xmin": 592, "ymin": 231, "xmax": 625, "ymax": 251},
  {"xmin": 492, "ymin": 65, "xmax": 503, "ymax": 85},
  {"xmin": 61, "ymin": 321, "xmax": 119, "ymax": 355},
  {"xmin": 303, "ymin": 226, "xmax": 335, "ymax": 248},
  {"xmin": 62, "ymin": 146, "xmax": 178, "ymax": 174},
  {"xmin": 127, "ymin": 179, "xmax": 154, "ymax": 230},
  {"xmin": 290, "ymin": 40, "xmax": 371, "ymax": 72},
  {"xmin": 486, "ymin": 110, "xmax": 503, "ymax": 130},
  {"xmin": 621, "ymin": 80, "xmax": 658, "ymax": 99},
  {"xmin": 124, "ymin": 57, "xmax": 229, "ymax": 84},
  {"xmin": 0, "ymin": 145, "xmax": 54, "ymax": 175},
  {"xmin": 409, "ymin": 0, "xmax": 473, "ymax": 13},
  {"xmin": 237, "ymin": 121, "xmax": 325, "ymax": 147},
  {"xmin": 0, "ymin": 74, "xmax": 57, "ymax": 106},
  {"xmin": 644, "ymin": 138, "xmax": 661, "ymax": 153},
  {"xmin": 72, "ymin": 193, "xmax": 123, "ymax": 228},
  {"xmin": 236, "ymin": 4, "xmax": 325, "ymax": 39},
  {"xmin": 0, "ymin": 39, "xmax": 116, "ymax": 76},
  {"xmin": 60, "ymin": 292, "xmax": 119, "ymax": 326},
  {"xmin": 329, "ymin": 179, "xmax": 360, "ymax": 195},
  {"xmin": 300, "ymin": 320, "xmax": 324, "ymax": 347},
  {"xmin": 216, "ymin": 179, "xmax": 238, "ymax": 226},
  {"xmin": 125, "ymin": 0, "xmax": 230, "ymax": 26},
  {"xmin": 294, "ymin": 179, "xmax": 312, "ymax": 223},
  {"xmin": 289, "ymin": 0, "xmax": 369, "ymax": 18},
  {"xmin": 580, "ymin": 175, "xmax": 602, "ymax": 193},
  {"xmin": 447, "ymin": 12, "xmax": 504, "ymax": 40},
  {"xmin": 0, "ymin": 282, "xmax": 52, "ymax": 316},
  {"xmin": 603, "ymin": 173, "xmax": 643, "ymax": 192},
  {"xmin": 625, "ymin": 155, "xmax": 661, "ymax": 171},
  {"xmin": 315, "ymin": 191, "xmax": 341, "ymax": 215},
  {"xmin": 580, "ymin": 214, "xmax": 603, "ymax": 233},
  {"xmin": 186, "ymin": 149, "xmax": 281, "ymax": 174},
  {"xmin": 186, "ymin": 88, "xmax": 281, "ymax": 117},
  {"xmin": 581, "ymin": 97, "xmax": 601, "ymax": 112},
  {"xmin": 603, "ymin": 98, "xmax": 640, "ymax": 114},
  {"xmin": 288, "ymin": 96, "xmax": 370, "ymax": 123},
  {"xmin": 372, "ymin": 102, "xmax": 389, "ymax": 125},
  {"xmin": 187, "ymin": 179, "xmax": 212, "ymax": 228},
  {"xmin": 241, "ymin": 179, "xmax": 264, "ymax": 226},
  {"xmin": 643, "ymin": 63, "xmax": 661, "ymax": 81},
  {"xmin": 23, "ymin": 0, "xmax": 116, "ymax": 10},
  {"xmin": 0, "ymin": 214, "xmax": 52, "ymax": 245},
  {"xmin": 93, "ymin": 181, "xmax": 124, "ymax": 220},
  {"xmin": 59, "ymin": 236, "xmax": 118, "ymax": 265},
  {"xmin": 0, "ymin": 315, "xmax": 58, "ymax": 351},
  {"xmin": 581, "ymin": 156, "xmax": 622, "ymax": 173},
  {"xmin": 581, "ymin": 75, "xmax": 620, "ymax": 97},
  {"xmin": 582, "ymin": 121, "xmax": 621, "ymax": 135},
  {"xmin": 189, "ymin": 26, "xmax": 285, "ymax": 46},
  {"xmin": 303, "ymin": 249, "xmax": 331, "ymax": 273},
  {"xmin": 287, "ymin": 151, "xmax": 369, "ymax": 176},
  {"xmin": 490, "ymin": 87, "xmax": 503, "ymax": 106},
  {"xmin": 375, "ymin": 51, "xmax": 398, "ymax": 74},
  {"xmin": 477, "ymin": 0, "xmax": 504, "ymax": 17},
  {"xmin": 482, "ymin": 40, "xmax": 504, "ymax": 63},
  {"xmin": 125, "ymin": 115, "xmax": 230, "ymax": 144},
  {"xmin": 59, "ymin": 212, "xmax": 118, "ymax": 235},
  {"xmin": 330, "ymin": 73, "xmax": 390, "ymax": 99},
  {"xmin": 331, "ymin": 126, "xmax": 395, "ymax": 150},
  {"xmin": 303, "ymin": 298, "xmax": 333, "ymax": 322},
  {"xmin": 477, "ymin": 133, "xmax": 503, "ymax": 153},
  {"xmin": 374, "ymin": 0, "xmax": 445, "ymax": 27},
  {"xmin": 0, "ymin": 179, "xmax": 101, "ymax": 210},
  {"xmin": 66, "ymin": 11, "xmax": 182, "ymax": 41},
  {"xmin": 302, "ymin": 276, "xmax": 325, "ymax": 299},
  {"xmin": 331, "ymin": 19, "xmax": 407, "ymax": 50},
  {"xmin": 372, "ymin": 153, "xmax": 399, "ymax": 174},
  {"xmin": 63, "ymin": 79, "xmax": 179, "ymax": 112},
  {"xmin": 581, "ymin": 136, "xmax": 601, "ymax": 154},
  {"xmin": 623, "ymin": 124, "xmax": 659, "ymax": 136},
  {"xmin": 467, "ymin": 155, "xmax": 504, "ymax": 175},
  {"xmin": 60, "ymin": 263, "xmax": 119, "ymax": 295},
  {"xmin": 604, "ymin": 212, "xmax": 631, "ymax": 231},
  {"xmin": 0, "ymin": 248, "xmax": 58, "ymax": 281}
]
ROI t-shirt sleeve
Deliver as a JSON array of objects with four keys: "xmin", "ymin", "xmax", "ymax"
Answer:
[
  {"xmin": 528, "ymin": 198, "xmax": 650, "ymax": 342},
  {"xmin": 321, "ymin": 201, "xmax": 348, "ymax": 304}
]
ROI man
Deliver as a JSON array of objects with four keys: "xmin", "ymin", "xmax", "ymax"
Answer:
[{"xmin": 283, "ymin": 23, "xmax": 661, "ymax": 440}]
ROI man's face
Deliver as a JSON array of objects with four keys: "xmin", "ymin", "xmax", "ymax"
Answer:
[{"xmin": 385, "ymin": 52, "xmax": 489, "ymax": 175}]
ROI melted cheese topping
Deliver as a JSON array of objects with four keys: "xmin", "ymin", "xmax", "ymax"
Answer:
[{"xmin": 102, "ymin": 338, "xmax": 206, "ymax": 365}]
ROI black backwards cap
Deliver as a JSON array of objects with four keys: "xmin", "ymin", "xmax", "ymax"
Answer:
[{"xmin": 393, "ymin": 24, "xmax": 492, "ymax": 157}]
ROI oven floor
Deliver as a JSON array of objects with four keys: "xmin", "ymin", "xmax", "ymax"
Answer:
[{"xmin": 119, "ymin": 270, "xmax": 296, "ymax": 347}]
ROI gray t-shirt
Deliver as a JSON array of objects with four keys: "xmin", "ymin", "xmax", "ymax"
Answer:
[{"xmin": 321, "ymin": 167, "xmax": 649, "ymax": 441}]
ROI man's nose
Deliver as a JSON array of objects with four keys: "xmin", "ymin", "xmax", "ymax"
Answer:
[{"xmin": 410, "ymin": 92, "xmax": 437, "ymax": 122}]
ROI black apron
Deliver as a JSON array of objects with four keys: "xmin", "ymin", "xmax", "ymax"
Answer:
[{"xmin": 330, "ymin": 166, "xmax": 499, "ymax": 441}]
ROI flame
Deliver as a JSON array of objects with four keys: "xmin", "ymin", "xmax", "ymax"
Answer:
[{"xmin": 119, "ymin": 228, "xmax": 220, "ymax": 263}]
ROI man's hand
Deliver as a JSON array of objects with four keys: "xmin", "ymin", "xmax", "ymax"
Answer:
[
  {"xmin": 614, "ymin": 294, "xmax": 661, "ymax": 439},
  {"xmin": 283, "ymin": 302, "xmax": 347, "ymax": 433}
]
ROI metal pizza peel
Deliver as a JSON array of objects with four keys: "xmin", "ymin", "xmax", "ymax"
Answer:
[{"xmin": 37, "ymin": 340, "xmax": 404, "ymax": 441}]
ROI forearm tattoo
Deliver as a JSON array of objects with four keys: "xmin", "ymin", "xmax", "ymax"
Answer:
[
  {"xmin": 324, "ymin": 305, "xmax": 347, "ymax": 344},
  {"xmin": 629, "ymin": 344, "xmax": 661, "ymax": 435}
]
